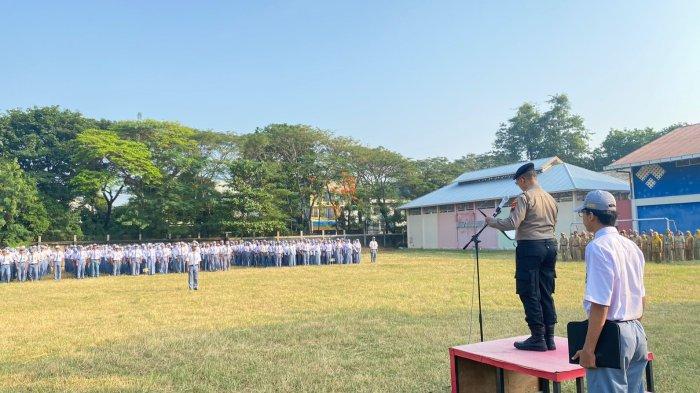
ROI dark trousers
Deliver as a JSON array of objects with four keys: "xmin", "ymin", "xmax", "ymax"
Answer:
[{"xmin": 515, "ymin": 239, "xmax": 557, "ymax": 329}]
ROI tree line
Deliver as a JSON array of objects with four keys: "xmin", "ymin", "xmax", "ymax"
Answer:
[{"xmin": 0, "ymin": 95, "xmax": 685, "ymax": 245}]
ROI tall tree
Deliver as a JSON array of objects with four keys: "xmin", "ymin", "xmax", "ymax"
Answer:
[
  {"xmin": 536, "ymin": 94, "xmax": 591, "ymax": 166},
  {"xmin": 0, "ymin": 106, "xmax": 105, "ymax": 237},
  {"xmin": 0, "ymin": 159, "xmax": 49, "ymax": 246},
  {"xmin": 220, "ymin": 159, "xmax": 289, "ymax": 236},
  {"xmin": 493, "ymin": 102, "xmax": 541, "ymax": 161},
  {"xmin": 240, "ymin": 124, "xmax": 331, "ymax": 233},
  {"xmin": 493, "ymin": 94, "xmax": 591, "ymax": 167},
  {"xmin": 71, "ymin": 129, "xmax": 161, "ymax": 230}
]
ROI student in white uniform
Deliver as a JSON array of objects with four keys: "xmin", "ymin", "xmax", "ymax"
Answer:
[
  {"xmin": 572, "ymin": 190, "xmax": 648, "ymax": 393},
  {"xmin": 186, "ymin": 243, "xmax": 201, "ymax": 290}
]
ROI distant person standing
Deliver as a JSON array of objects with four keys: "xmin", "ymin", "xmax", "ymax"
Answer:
[
  {"xmin": 570, "ymin": 232, "xmax": 581, "ymax": 260},
  {"xmin": 369, "ymin": 237, "xmax": 379, "ymax": 263},
  {"xmin": 559, "ymin": 233, "xmax": 569, "ymax": 261},
  {"xmin": 1, "ymin": 249, "xmax": 12, "ymax": 283},
  {"xmin": 571, "ymin": 190, "xmax": 648, "ymax": 393},
  {"xmin": 695, "ymin": 230, "xmax": 700, "ymax": 261},
  {"xmin": 52, "ymin": 246, "xmax": 63, "ymax": 281},
  {"xmin": 186, "ymin": 243, "xmax": 201, "ymax": 290},
  {"xmin": 486, "ymin": 162, "xmax": 558, "ymax": 351}
]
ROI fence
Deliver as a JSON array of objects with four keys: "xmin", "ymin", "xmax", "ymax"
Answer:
[{"xmin": 34, "ymin": 233, "xmax": 407, "ymax": 248}]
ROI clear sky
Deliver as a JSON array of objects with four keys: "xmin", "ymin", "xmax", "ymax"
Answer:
[{"xmin": 1, "ymin": 1, "xmax": 698, "ymax": 159}]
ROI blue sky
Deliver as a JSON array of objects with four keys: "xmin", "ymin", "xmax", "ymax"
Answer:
[{"xmin": 1, "ymin": 1, "xmax": 698, "ymax": 159}]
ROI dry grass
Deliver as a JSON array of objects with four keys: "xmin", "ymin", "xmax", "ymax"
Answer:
[{"xmin": 0, "ymin": 249, "xmax": 697, "ymax": 392}]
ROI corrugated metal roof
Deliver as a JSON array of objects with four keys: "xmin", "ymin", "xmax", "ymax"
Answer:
[
  {"xmin": 606, "ymin": 124, "xmax": 700, "ymax": 170},
  {"xmin": 399, "ymin": 161, "xmax": 629, "ymax": 210},
  {"xmin": 453, "ymin": 156, "xmax": 561, "ymax": 183}
]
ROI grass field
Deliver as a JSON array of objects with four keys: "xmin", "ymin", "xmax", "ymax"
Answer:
[{"xmin": 1, "ymin": 250, "xmax": 698, "ymax": 392}]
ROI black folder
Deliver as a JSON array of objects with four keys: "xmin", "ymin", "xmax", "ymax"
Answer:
[{"xmin": 567, "ymin": 320, "xmax": 622, "ymax": 369}]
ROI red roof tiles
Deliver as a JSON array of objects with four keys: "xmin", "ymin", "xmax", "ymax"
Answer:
[{"xmin": 607, "ymin": 124, "xmax": 700, "ymax": 169}]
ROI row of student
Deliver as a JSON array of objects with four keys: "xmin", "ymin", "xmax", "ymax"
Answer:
[{"xmin": 0, "ymin": 237, "xmax": 381, "ymax": 283}]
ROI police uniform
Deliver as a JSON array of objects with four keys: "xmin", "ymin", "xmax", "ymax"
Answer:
[
  {"xmin": 487, "ymin": 163, "xmax": 558, "ymax": 351},
  {"xmin": 559, "ymin": 233, "xmax": 569, "ymax": 261}
]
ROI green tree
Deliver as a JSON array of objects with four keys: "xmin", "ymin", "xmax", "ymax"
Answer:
[
  {"xmin": 220, "ymin": 159, "xmax": 288, "ymax": 236},
  {"xmin": 493, "ymin": 102, "xmax": 541, "ymax": 161},
  {"xmin": 71, "ymin": 129, "xmax": 162, "ymax": 230},
  {"xmin": 240, "ymin": 124, "xmax": 331, "ymax": 233},
  {"xmin": 0, "ymin": 106, "xmax": 105, "ymax": 237},
  {"xmin": 493, "ymin": 94, "xmax": 591, "ymax": 167},
  {"xmin": 0, "ymin": 159, "xmax": 49, "ymax": 246}
]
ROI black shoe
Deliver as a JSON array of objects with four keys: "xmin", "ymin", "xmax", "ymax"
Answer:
[
  {"xmin": 514, "ymin": 325, "xmax": 547, "ymax": 351},
  {"xmin": 514, "ymin": 335, "xmax": 547, "ymax": 351},
  {"xmin": 545, "ymin": 325, "xmax": 556, "ymax": 350}
]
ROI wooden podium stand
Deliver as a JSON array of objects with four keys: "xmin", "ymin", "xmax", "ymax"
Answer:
[
  {"xmin": 450, "ymin": 336, "xmax": 585, "ymax": 393},
  {"xmin": 450, "ymin": 336, "xmax": 655, "ymax": 393}
]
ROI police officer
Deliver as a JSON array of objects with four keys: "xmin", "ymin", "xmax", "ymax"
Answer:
[
  {"xmin": 559, "ymin": 233, "xmax": 569, "ymax": 261},
  {"xmin": 486, "ymin": 162, "xmax": 558, "ymax": 351}
]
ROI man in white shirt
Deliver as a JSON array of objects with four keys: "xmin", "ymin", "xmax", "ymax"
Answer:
[
  {"xmin": 572, "ymin": 190, "xmax": 648, "ymax": 393},
  {"xmin": 369, "ymin": 237, "xmax": 379, "ymax": 263},
  {"xmin": 186, "ymin": 243, "xmax": 201, "ymax": 290},
  {"xmin": 52, "ymin": 246, "xmax": 64, "ymax": 281}
]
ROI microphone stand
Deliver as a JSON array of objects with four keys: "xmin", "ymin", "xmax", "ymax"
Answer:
[{"xmin": 462, "ymin": 205, "xmax": 504, "ymax": 343}]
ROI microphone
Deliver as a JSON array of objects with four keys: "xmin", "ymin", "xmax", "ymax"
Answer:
[{"xmin": 494, "ymin": 195, "xmax": 511, "ymax": 216}]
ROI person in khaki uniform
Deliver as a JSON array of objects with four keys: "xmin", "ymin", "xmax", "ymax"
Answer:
[
  {"xmin": 581, "ymin": 233, "xmax": 591, "ymax": 260},
  {"xmin": 559, "ymin": 233, "xmax": 569, "ymax": 261},
  {"xmin": 570, "ymin": 232, "xmax": 580, "ymax": 260},
  {"xmin": 651, "ymin": 232, "xmax": 663, "ymax": 263},
  {"xmin": 641, "ymin": 233, "xmax": 651, "ymax": 262},
  {"xmin": 685, "ymin": 231, "xmax": 695, "ymax": 261},
  {"xmin": 674, "ymin": 231, "xmax": 685, "ymax": 261},
  {"xmin": 486, "ymin": 162, "xmax": 558, "ymax": 352},
  {"xmin": 695, "ymin": 230, "xmax": 700, "ymax": 261},
  {"xmin": 663, "ymin": 230, "xmax": 674, "ymax": 262}
]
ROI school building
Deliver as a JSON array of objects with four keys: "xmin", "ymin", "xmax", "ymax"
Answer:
[
  {"xmin": 399, "ymin": 157, "xmax": 630, "ymax": 250},
  {"xmin": 605, "ymin": 123, "xmax": 700, "ymax": 233}
]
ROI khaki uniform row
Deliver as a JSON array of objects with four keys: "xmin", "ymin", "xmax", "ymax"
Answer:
[{"xmin": 557, "ymin": 229, "xmax": 700, "ymax": 262}]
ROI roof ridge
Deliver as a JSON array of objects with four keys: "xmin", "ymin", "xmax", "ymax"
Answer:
[{"xmin": 561, "ymin": 163, "xmax": 577, "ymax": 189}]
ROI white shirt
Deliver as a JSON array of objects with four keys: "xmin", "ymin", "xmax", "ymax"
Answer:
[
  {"xmin": 584, "ymin": 227, "xmax": 646, "ymax": 321},
  {"xmin": 187, "ymin": 250, "xmax": 201, "ymax": 266},
  {"xmin": 369, "ymin": 241, "xmax": 378, "ymax": 250}
]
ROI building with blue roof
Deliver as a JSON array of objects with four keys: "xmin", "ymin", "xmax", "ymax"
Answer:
[{"xmin": 399, "ymin": 157, "xmax": 631, "ymax": 249}]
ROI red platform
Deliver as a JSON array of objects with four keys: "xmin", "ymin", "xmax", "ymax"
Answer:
[
  {"xmin": 449, "ymin": 336, "xmax": 655, "ymax": 393},
  {"xmin": 451, "ymin": 336, "xmax": 581, "ymax": 384}
]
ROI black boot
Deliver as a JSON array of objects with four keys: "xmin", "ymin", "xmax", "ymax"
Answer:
[
  {"xmin": 514, "ymin": 325, "xmax": 547, "ymax": 351},
  {"xmin": 545, "ymin": 324, "xmax": 556, "ymax": 350}
]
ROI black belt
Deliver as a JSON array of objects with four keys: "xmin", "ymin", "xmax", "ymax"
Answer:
[{"xmin": 516, "ymin": 239, "xmax": 555, "ymax": 245}]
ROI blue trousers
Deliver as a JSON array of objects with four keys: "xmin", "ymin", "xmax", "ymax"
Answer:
[
  {"xmin": 586, "ymin": 320, "xmax": 648, "ymax": 393},
  {"xmin": 54, "ymin": 262, "xmax": 62, "ymax": 280},
  {"xmin": 1, "ymin": 265, "xmax": 11, "ymax": 282},
  {"xmin": 371, "ymin": 250, "xmax": 377, "ymax": 263},
  {"xmin": 188, "ymin": 265, "xmax": 199, "ymax": 289},
  {"xmin": 29, "ymin": 264, "xmax": 39, "ymax": 281},
  {"xmin": 90, "ymin": 260, "xmax": 99, "ymax": 277},
  {"xmin": 75, "ymin": 262, "xmax": 85, "ymax": 279}
]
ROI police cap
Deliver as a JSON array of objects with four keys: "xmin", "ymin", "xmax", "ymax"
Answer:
[{"xmin": 513, "ymin": 162, "xmax": 535, "ymax": 180}]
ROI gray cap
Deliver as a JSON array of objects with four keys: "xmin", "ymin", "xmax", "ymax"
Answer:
[{"xmin": 575, "ymin": 190, "xmax": 617, "ymax": 212}]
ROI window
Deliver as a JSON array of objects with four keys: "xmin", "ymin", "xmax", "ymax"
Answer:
[
  {"xmin": 676, "ymin": 158, "xmax": 700, "ymax": 167},
  {"xmin": 551, "ymin": 193, "xmax": 573, "ymax": 202},
  {"xmin": 407, "ymin": 208, "xmax": 421, "ymax": 216},
  {"xmin": 475, "ymin": 200, "xmax": 495, "ymax": 209},
  {"xmin": 422, "ymin": 206, "xmax": 437, "ymax": 214},
  {"xmin": 456, "ymin": 203, "xmax": 468, "ymax": 211},
  {"xmin": 439, "ymin": 205, "xmax": 455, "ymax": 213}
]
